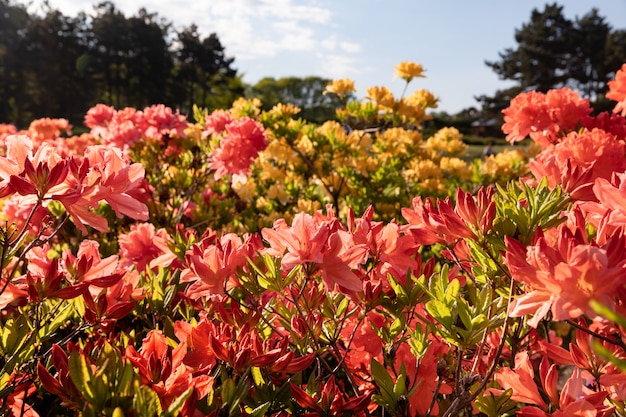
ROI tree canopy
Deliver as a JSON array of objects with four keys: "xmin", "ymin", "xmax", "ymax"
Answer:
[
  {"xmin": 247, "ymin": 76, "xmax": 352, "ymax": 124},
  {"xmin": 477, "ymin": 3, "xmax": 626, "ymax": 119},
  {"xmin": 0, "ymin": 0, "xmax": 244, "ymax": 127}
]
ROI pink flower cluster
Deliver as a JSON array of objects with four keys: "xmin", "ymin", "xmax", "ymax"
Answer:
[
  {"xmin": 0, "ymin": 134, "xmax": 149, "ymax": 235},
  {"xmin": 84, "ymin": 104, "xmax": 189, "ymax": 149},
  {"xmin": 204, "ymin": 110, "xmax": 268, "ymax": 181}
]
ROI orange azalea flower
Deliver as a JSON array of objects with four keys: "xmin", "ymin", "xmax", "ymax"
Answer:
[
  {"xmin": 125, "ymin": 329, "xmax": 212, "ymax": 412},
  {"xmin": 140, "ymin": 104, "xmax": 188, "ymax": 141},
  {"xmin": 402, "ymin": 195, "xmax": 475, "ymax": 245},
  {"xmin": 581, "ymin": 171, "xmax": 626, "ymax": 228},
  {"xmin": 607, "ymin": 63, "xmax": 626, "ymax": 116},
  {"xmin": 548, "ymin": 128, "xmax": 625, "ymax": 181},
  {"xmin": 83, "ymin": 145, "xmax": 149, "ymax": 221},
  {"xmin": 0, "ymin": 134, "xmax": 33, "ymax": 197},
  {"xmin": 203, "ymin": 109, "xmax": 233, "ymax": 136},
  {"xmin": 348, "ymin": 206, "xmax": 419, "ymax": 287},
  {"xmin": 290, "ymin": 375, "xmax": 371, "ymax": 416}
]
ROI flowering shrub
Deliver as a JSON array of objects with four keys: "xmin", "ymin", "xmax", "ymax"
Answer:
[{"xmin": 0, "ymin": 62, "xmax": 626, "ymax": 417}]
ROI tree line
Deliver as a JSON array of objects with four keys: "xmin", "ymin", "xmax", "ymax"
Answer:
[
  {"xmin": 477, "ymin": 3, "xmax": 626, "ymax": 120},
  {"xmin": 2, "ymin": 1, "xmax": 625, "ymax": 131},
  {"xmin": 0, "ymin": 0, "xmax": 244, "ymax": 128}
]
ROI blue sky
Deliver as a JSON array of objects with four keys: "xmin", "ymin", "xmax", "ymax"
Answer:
[{"xmin": 45, "ymin": 0, "xmax": 626, "ymax": 114}]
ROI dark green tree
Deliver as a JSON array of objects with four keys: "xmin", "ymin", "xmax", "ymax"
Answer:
[
  {"xmin": 172, "ymin": 25, "xmax": 243, "ymax": 112},
  {"xmin": 0, "ymin": 0, "xmax": 35, "ymax": 125},
  {"xmin": 24, "ymin": 7, "xmax": 91, "ymax": 122},
  {"xmin": 479, "ymin": 3, "xmax": 626, "ymax": 117},
  {"xmin": 248, "ymin": 76, "xmax": 350, "ymax": 123}
]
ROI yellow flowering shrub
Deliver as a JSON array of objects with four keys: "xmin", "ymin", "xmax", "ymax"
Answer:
[{"xmin": 166, "ymin": 62, "xmax": 528, "ymax": 232}]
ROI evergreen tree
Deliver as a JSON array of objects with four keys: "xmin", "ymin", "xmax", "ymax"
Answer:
[{"xmin": 479, "ymin": 3, "xmax": 626, "ymax": 117}]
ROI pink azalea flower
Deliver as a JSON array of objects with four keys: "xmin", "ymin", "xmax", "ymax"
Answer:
[
  {"xmin": 208, "ymin": 117, "xmax": 267, "ymax": 180},
  {"xmin": 203, "ymin": 109, "xmax": 234, "ymax": 137},
  {"xmin": 262, "ymin": 211, "xmax": 368, "ymax": 294},
  {"xmin": 607, "ymin": 63, "xmax": 626, "ymax": 116},
  {"xmin": 505, "ymin": 224, "xmax": 626, "ymax": 327},
  {"xmin": 502, "ymin": 89, "xmax": 592, "ymax": 146},
  {"xmin": 140, "ymin": 104, "xmax": 189, "ymax": 141},
  {"xmin": 119, "ymin": 223, "xmax": 173, "ymax": 272}
]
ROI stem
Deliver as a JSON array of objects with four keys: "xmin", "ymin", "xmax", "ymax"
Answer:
[
  {"xmin": 441, "ymin": 276, "xmax": 517, "ymax": 417},
  {"xmin": 567, "ymin": 319, "xmax": 626, "ymax": 351}
]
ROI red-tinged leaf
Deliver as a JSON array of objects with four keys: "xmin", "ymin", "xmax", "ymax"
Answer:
[
  {"xmin": 9, "ymin": 175, "xmax": 37, "ymax": 196},
  {"xmin": 342, "ymin": 392, "xmax": 372, "ymax": 412},
  {"xmin": 86, "ymin": 273, "xmax": 123, "ymax": 288},
  {"xmin": 106, "ymin": 301, "xmax": 136, "ymax": 320},
  {"xmin": 0, "ymin": 183, "xmax": 14, "ymax": 198},
  {"xmin": 51, "ymin": 345, "xmax": 69, "ymax": 372},
  {"xmin": 569, "ymin": 343, "xmax": 591, "ymax": 370},
  {"xmin": 37, "ymin": 362, "xmax": 65, "ymax": 397},
  {"xmin": 54, "ymin": 283, "xmax": 89, "ymax": 299},
  {"xmin": 250, "ymin": 348, "xmax": 282, "ymax": 367},
  {"xmin": 277, "ymin": 353, "xmax": 316, "ymax": 374},
  {"xmin": 208, "ymin": 334, "xmax": 230, "ymax": 362},
  {"xmin": 289, "ymin": 382, "xmax": 321, "ymax": 411},
  {"xmin": 46, "ymin": 161, "xmax": 69, "ymax": 190}
]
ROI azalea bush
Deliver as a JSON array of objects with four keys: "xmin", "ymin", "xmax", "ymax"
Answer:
[{"xmin": 0, "ymin": 61, "xmax": 625, "ymax": 417}]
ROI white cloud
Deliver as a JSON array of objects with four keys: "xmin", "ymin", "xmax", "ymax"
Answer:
[
  {"xmin": 315, "ymin": 54, "xmax": 361, "ymax": 79},
  {"xmin": 339, "ymin": 41, "xmax": 361, "ymax": 54}
]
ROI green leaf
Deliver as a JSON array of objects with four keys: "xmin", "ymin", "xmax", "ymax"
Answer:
[
  {"xmin": 133, "ymin": 384, "xmax": 163, "ymax": 417},
  {"xmin": 444, "ymin": 278, "xmax": 460, "ymax": 302},
  {"xmin": 246, "ymin": 402, "xmax": 272, "ymax": 417},
  {"xmin": 425, "ymin": 300, "xmax": 453, "ymax": 328},
  {"xmin": 251, "ymin": 367, "xmax": 265, "ymax": 387},
  {"xmin": 592, "ymin": 339, "xmax": 626, "ymax": 372},
  {"xmin": 590, "ymin": 300, "xmax": 626, "ymax": 329},
  {"xmin": 69, "ymin": 350, "xmax": 96, "ymax": 402},
  {"xmin": 370, "ymin": 359, "xmax": 395, "ymax": 404},
  {"xmin": 162, "ymin": 387, "xmax": 193, "ymax": 417},
  {"xmin": 389, "ymin": 317, "xmax": 405, "ymax": 339}
]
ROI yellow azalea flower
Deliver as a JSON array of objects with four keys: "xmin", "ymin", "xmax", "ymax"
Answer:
[
  {"xmin": 262, "ymin": 139, "xmax": 299, "ymax": 166},
  {"xmin": 353, "ymin": 156, "xmax": 377, "ymax": 176},
  {"xmin": 316, "ymin": 120, "xmax": 348, "ymax": 142},
  {"xmin": 439, "ymin": 157, "xmax": 472, "ymax": 181},
  {"xmin": 255, "ymin": 196, "xmax": 269, "ymax": 210},
  {"xmin": 267, "ymin": 183, "xmax": 289, "ymax": 204},
  {"xmin": 404, "ymin": 159, "xmax": 442, "ymax": 183},
  {"xmin": 378, "ymin": 128, "xmax": 422, "ymax": 156},
  {"xmin": 184, "ymin": 124, "xmax": 203, "ymax": 142},
  {"xmin": 366, "ymin": 86, "xmax": 395, "ymax": 109},
  {"xmin": 296, "ymin": 198, "xmax": 322, "ymax": 214},
  {"xmin": 406, "ymin": 89, "xmax": 439, "ymax": 109},
  {"xmin": 425, "ymin": 127, "xmax": 468, "ymax": 156},
  {"xmin": 396, "ymin": 98, "xmax": 428, "ymax": 122},
  {"xmin": 268, "ymin": 103, "xmax": 301, "ymax": 118},
  {"xmin": 346, "ymin": 130, "xmax": 373, "ymax": 151},
  {"xmin": 419, "ymin": 178, "xmax": 447, "ymax": 195},
  {"xmin": 324, "ymin": 78, "xmax": 356, "ymax": 98},
  {"xmin": 295, "ymin": 134, "xmax": 315, "ymax": 155},
  {"xmin": 480, "ymin": 149, "xmax": 529, "ymax": 181},
  {"xmin": 231, "ymin": 97, "xmax": 261, "ymax": 117},
  {"xmin": 394, "ymin": 61, "xmax": 426, "ymax": 82},
  {"xmin": 232, "ymin": 178, "xmax": 257, "ymax": 202}
]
